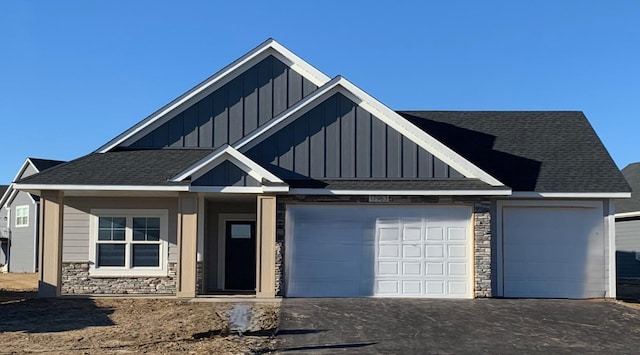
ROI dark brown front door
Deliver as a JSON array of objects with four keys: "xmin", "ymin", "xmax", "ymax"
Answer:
[{"xmin": 224, "ymin": 221, "xmax": 256, "ymax": 291}]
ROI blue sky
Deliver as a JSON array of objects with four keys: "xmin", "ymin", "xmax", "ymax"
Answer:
[{"xmin": 0, "ymin": 1, "xmax": 638, "ymax": 184}]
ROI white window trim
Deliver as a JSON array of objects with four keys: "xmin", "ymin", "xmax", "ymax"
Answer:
[
  {"xmin": 89, "ymin": 209, "xmax": 169, "ymax": 277},
  {"xmin": 15, "ymin": 205, "xmax": 29, "ymax": 228}
]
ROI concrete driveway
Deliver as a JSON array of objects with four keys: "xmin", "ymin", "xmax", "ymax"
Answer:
[{"xmin": 274, "ymin": 298, "xmax": 640, "ymax": 354}]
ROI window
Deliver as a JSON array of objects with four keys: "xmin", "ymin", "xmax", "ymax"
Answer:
[
  {"xmin": 89, "ymin": 209, "xmax": 168, "ymax": 276},
  {"xmin": 15, "ymin": 206, "xmax": 29, "ymax": 227}
]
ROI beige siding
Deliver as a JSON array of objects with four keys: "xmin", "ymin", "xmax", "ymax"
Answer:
[{"xmin": 62, "ymin": 197, "xmax": 179, "ymax": 262}]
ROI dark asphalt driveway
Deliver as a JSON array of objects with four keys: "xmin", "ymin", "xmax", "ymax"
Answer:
[{"xmin": 274, "ymin": 298, "xmax": 640, "ymax": 354}]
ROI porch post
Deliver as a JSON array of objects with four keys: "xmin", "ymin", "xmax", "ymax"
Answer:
[
  {"xmin": 256, "ymin": 195, "xmax": 276, "ymax": 298},
  {"xmin": 38, "ymin": 190, "xmax": 64, "ymax": 298},
  {"xmin": 177, "ymin": 193, "xmax": 198, "ymax": 298}
]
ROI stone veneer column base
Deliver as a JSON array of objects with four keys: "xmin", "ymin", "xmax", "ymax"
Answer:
[{"xmin": 61, "ymin": 262, "xmax": 178, "ymax": 295}]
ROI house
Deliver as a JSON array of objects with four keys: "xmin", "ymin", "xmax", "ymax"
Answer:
[
  {"xmin": 14, "ymin": 39, "xmax": 630, "ymax": 299},
  {"xmin": 615, "ymin": 163, "xmax": 640, "ymax": 297},
  {"xmin": 0, "ymin": 158, "xmax": 65, "ymax": 273}
]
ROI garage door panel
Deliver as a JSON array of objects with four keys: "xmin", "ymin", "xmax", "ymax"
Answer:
[
  {"xmin": 502, "ymin": 204, "xmax": 606, "ymax": 299},
  {"xmin": 287, "ymin": 205, "xmax": 472, "ymax": 298}
]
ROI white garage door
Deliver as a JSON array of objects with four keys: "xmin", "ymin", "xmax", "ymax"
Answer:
[
  {"xmin": 286, "ymin": 205, "xmax": 472, "ymax": 298},
  {"xmin": 501, "ymin": 203, "xmax": 606, "ymax": 298}
]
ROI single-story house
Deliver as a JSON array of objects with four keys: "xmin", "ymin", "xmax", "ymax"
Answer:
[
  {"xmin": 15, "ymin": 39, "xmax": 630, "ymax": 299},
  {"xmin": 0, "ymin": 158, "xmax": 65, "ymax": 272},
  {"xmin": 616, "ymin": 163, "xmax": 640, "ymax": 285}
]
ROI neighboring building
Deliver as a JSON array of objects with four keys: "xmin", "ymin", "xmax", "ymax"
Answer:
[
  {"xmin": 0, "ymin": 158, "xmax": 65, "ymax": 273},
  {"xmin": 616, "ymin": 163, "xmax": 640, "ymax": 283},
  {"xmin": 0, "ymin": 185, "xmax": 9, "ymax": 269},
  {"xmin": 14, "ymin": 39, "xmax": 630, "ymax": 299}
]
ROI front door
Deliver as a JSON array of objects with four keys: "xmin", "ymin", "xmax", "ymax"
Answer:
[{"xmin": 224, "ymin": 221, "xmax": 256, "ymax": 290}]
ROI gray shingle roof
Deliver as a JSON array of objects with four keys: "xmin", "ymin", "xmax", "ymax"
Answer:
[
  {"xmin": 18, "ymin": 149, "xmax": 214, "ymax": 186},
  {"xmin": 286, "ymin": 179, "xmax": 509, "ymax": 191},
  {"xmin": 617, "ymin": 163, "xmax": 640, "ymax": 213},
  {"xmin": 398, "ymin": 111, "xmax": 630, "ymax": 193},
  {"xmin": 0, "ymin": 185, "xmax": 8, "ymax": 196}
]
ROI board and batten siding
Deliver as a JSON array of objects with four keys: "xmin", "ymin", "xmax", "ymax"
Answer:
[
  {"xmin": 62, "ymin": 197, "xmax": 179, "ymax": 263},
  {"xmin": 616, "ymin": 218, "xmax": 640, "ymax": 278},
  {"xmin": 129, "ymin": 55, "xmax": 317, "ymax": 149},
  {"xmin": 192, "ymin": 160, "xmax": 261, "ymax": 187},
  {"xmin": 246, "ymin": 92, "xmax": 463, "ymax": 180}
]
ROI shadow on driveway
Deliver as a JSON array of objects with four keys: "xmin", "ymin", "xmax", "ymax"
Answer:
[{"xmin": 274, "ymin": 298, "xmax": 640, "ymax": 354}]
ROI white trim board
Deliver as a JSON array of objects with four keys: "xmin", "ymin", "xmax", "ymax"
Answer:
[
  {"xmin": 511, "ymin": 192, "xmax": 631, "ymax": 199},
  {"xmin": 287, "ymin": 188, "xmax": 511, "ymax": 196},
  {"xmin": 615, "ymin": 211, "xmax": 640, "ymax": 219},
  {"xmin": 97, "ymin": 39, "xmax": 331, "ymax": 153},
  {"xmin": 171, "ymin": 144, "xmax": 284, "ymax": 184},
  {"xmin": 232, "ymin": 76, "xmax": 506, "ymax": 187}
]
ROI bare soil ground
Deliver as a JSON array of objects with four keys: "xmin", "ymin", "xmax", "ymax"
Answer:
[{"xmin": 0, "ymin": 274, "xmax": 279, "ymax": 354}]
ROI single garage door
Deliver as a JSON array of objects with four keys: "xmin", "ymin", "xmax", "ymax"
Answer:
[
  {"xmin": 502, "ymin": 203, "xmax": 606, "ymax": 298},
  {"xmin": 286, "ymin": 205, "xmax": 472, "ymax": 298}
]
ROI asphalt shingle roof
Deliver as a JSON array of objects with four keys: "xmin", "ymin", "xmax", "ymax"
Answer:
[
  {"xmin": 286, "ymin": 179, "xmax": 508, "ymax": 191},
  {"xmin": 617, "ymin": 163, "xmax": 640, "ymax": 213},
  {"xmin": 18, "ymin": 149, "xmax": 214, "ymax": 186},
  {"xmin": 398, "ymin": 111, "xmax": 630, "ymax": 193}
]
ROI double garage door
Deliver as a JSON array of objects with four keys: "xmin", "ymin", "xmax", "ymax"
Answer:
[{"xmin": 285, "ymin": 205, "xmax": 473, "ymax": 298}]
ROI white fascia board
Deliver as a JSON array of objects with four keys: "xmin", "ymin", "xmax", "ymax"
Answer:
[
  {"xmin": 188, "ymin": 186, "xmax": 289, "ymax": 194},
  {"xmin": 287, "ymin": 188, "xmax": 511, "ymax": 196},
  {"xmin": 510, "ymin": 191, "xmax": 632, "ymax": 199},
  {"xmin": 170, "ymin": 145, "xmax": 284, "ymax": 184},
  {"xmin": 13, "ymin": 184, "xmax": 189, "ymax": 192},
  {"xmin": 615, "ymin": 211, "xmax": 640, "ymax": 218},
  {"xmin": 14, "ymin": 159, "xmax": 35, "ymax": 182},
  {"xmin": 234, "ymin": 76, "xmax": 505, "ymax": 187},
  {"xmin": 96, "ymin": 39, "xmax": 330, "ymax": 153}
]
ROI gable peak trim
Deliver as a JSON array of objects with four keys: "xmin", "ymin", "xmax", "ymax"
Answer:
[{"xmin": 170, "ymin": 144, "xmax": 285, "ymax": 186}]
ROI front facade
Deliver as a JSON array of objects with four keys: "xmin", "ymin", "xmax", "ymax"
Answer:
[
  {"xmin": 0, "ymin": 159, "xmax": 64, "ymax": 272},
  {"xmin": 15, "ymin": 40, "xmax": 630, "ymax": 299}
]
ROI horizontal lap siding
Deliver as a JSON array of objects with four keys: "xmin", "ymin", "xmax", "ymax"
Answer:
[
  {"xmin": 128, "ymin": 56, "xmax": 317, "ymax": 149},
  {"xmin": 62, "ymin": 198, "xmax": 179, "ymax": 263},
  {"xmin": 246, "ymin": 93, "xmax": 463, "ymax": 179}
]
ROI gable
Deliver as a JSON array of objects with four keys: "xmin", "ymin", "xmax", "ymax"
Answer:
[
  {"xmin": 192, "ymin": 160, "xmax": 261, "ymax": 187},
  {"xmin": 128, "ymin": 55, "xmax": 318, "ymax": 149},
  {"xmin": 245, "ymin": 92, "xmax": 464, "ymax": 180}
]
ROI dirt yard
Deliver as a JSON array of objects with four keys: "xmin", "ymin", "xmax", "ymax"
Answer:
[{"xmin": 0, "ymin": 274, "xmax": 279, "ymax": 354}]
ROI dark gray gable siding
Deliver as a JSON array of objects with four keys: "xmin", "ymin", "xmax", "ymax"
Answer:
[
  {"xmin": 245, "ymin": 93, "xmax": 463, "ymax": 180},
  {"xmin": 191, "ymin": 160, "xmax": 260, "ymax": 187},
  {"xmin": 129, "ymin": 55, "xmax": 318, "ymax": 149}
]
